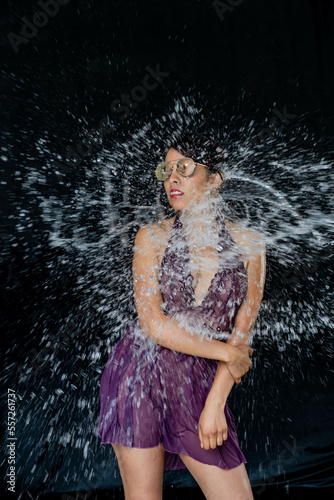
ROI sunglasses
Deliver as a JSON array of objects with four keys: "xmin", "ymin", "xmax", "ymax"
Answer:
[{"xmin": 155, "ymin": 158, "xmax": 206, "ymax": 181}]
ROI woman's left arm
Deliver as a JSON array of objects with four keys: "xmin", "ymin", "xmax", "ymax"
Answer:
[
  {"xmin": 198, "ymin": 229, "xmax": 266, "ymax": 449},
  {"xmin": 210, "ymin": 227, "xmax": 266, "ymax": 399}
]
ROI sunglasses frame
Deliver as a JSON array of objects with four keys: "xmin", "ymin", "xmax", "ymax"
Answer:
[{"xmin": 155, "ymin": 158, "xmax": 206, "ymax": 181}]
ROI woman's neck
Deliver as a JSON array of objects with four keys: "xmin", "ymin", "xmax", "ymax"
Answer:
[{"xmin": 178, "ymin": 196, "xmax": 222, "ymax": 248}]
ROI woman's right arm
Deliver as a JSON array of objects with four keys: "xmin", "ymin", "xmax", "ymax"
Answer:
[{"xmin": 132, "ymin": 226, "xmax": 252, "ymax": 375}]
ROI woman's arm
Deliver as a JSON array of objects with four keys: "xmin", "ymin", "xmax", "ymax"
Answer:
[
  {"xmin": 132, "ymin": 225, "xmax": 252, "ymax": 374},
  {"xmin": 208, "ymin": 227, "xmax": 267, "ymax": 402}
]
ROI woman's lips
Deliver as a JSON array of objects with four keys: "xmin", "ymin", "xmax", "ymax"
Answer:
[{"xmin": 170, "ymin": 190, "xmax": 184, "ymax": 198}]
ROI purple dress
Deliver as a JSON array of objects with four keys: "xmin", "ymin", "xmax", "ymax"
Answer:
[{"xmin": 98, "ymin": 211, "xmax": 248, "ymax": 470}]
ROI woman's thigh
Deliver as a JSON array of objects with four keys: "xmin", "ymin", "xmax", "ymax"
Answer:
[
  {"xmin": 112, "ymin": 443, "xmax": 165, "ymax": 500},
  {"xmin": 179, "ymin": 454, "xmax": 253, "ymax": 500}
]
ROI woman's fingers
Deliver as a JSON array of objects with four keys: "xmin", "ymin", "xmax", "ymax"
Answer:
[
  {"xmin": 216, "ymin": 427, "xmax": 228, "ymax": 446},
  {"xmin": 227, "ymin": 362, "xmax": 248, "ymax": 381},
  {"xmin": 224, "ymin": 343, "xmax": 254, "ymax": 384},
  {"xmin": 200, "ymin": 428, "xmax": 229, "ymax": 450},
  {"xmin": 216, "ymin": 430, "xmax": 225, "ymax": 447},
  {"xmin": 201, "ymin": 433, "xmax": 210, "ymax": 450},
  {"xmin": 216, "ymin": 432, "xmax": 223, "ymax": 446},
  {"xmin": 199, "ymin": 428, "xmax": 203, "ymax": 448}
]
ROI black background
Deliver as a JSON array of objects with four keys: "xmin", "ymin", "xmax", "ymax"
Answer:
[{"xmin": 1, "ymin": 1, "xmax": 334, "ymax": 499}]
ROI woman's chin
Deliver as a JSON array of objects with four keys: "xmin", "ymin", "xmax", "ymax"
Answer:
[
  {"xmin": 169, "ymin": 197, "xmax": 186, "ymax": 209},
  {"xmin": 167, "ymin": 193, "xmax": 208, "ymax": 212}
]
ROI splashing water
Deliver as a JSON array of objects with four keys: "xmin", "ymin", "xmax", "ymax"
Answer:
[{"xmin": 1, "ymin": 94, "xmax": 333, "ymax": 493}]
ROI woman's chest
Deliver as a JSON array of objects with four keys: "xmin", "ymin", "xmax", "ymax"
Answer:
[{"xmin": 158, "ymin": 241, "xmax": 247, "ymax": 308}]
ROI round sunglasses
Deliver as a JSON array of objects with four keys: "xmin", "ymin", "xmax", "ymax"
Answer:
[{"xmin": 155, "ymin": 158, "xmax": 206, "ymax": 181}]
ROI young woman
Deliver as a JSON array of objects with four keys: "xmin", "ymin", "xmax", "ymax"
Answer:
[{"xmin": 98, "ymin": 130, "xmax": 266, "ymax": 500}]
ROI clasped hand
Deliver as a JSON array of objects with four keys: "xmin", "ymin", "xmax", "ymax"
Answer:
[
  {"xmin": 227, "ymin": 344, "xmax": 253, "ymax": 384},
  {"xmin": 197, "ymin": 344, "xmax": 253, "ymax": 450}
]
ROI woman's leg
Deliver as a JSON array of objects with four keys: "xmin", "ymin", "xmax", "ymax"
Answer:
[
  {"xmin": 112, "ymin": 443, "xmax": 165, "ymax": 500},
  {"xmin": 179, "ymin": 454, "xmax": 253, "ymax": 500}
]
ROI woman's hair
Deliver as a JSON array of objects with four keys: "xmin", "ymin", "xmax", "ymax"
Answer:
[{"xmin": 167, "ymin": 130, "xmax": 227, "ymax": 180}]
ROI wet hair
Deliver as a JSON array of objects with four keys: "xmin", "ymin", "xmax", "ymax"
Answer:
[{"xmin": 167, "ymin": 130, "xmax": 227, "ymax": 181}]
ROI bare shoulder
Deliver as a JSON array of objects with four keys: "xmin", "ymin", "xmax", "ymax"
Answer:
[
  {"xmin": 224, "ymin": 221, "xmax": 266, "ymax": 263},
  {"xmin": 151, "ymin": 215, "xmax": 176, "ymax": 238},
  {"xmin": 134, "ymin": 216, "xmax": 176, "ymax": 252},
  {"xmin": 225, "ymin": 221, "xmax": 265, "ymax": 246}
]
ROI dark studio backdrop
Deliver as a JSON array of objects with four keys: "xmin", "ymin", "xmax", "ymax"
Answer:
[{"xmin": 1, "ymin": 1, "xmax": 334, "ymax": 499}]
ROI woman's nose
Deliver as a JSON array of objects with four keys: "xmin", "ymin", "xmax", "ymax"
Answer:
[{"xmin": 168, "ymin": 165, "xmax": 182, "ymax": 183}]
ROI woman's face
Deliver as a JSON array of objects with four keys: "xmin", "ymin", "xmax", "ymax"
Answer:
[{"xmin": 163, "ymin": 148, "xmax": 222, "ymax": 211}]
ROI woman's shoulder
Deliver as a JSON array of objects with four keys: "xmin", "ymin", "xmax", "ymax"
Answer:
[
  {"xmin": 224, "ymin": 220, "xmax": 266, "ymax": 253},
  {"xmin": 152, "ymin": 215, "xmax": 176, "ymax": 233},
  {"xmin": 134, "ymin": 216, "xmax": 176, "ymax": 249}
]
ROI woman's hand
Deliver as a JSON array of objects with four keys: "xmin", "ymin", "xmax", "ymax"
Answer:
[
  {"xmin": 226, "ymin": 344, "xmax": 253, "ymax": 383},
  {"xmin": 198, "ymin": 397, "xmax": 228, "ymax": 450}
]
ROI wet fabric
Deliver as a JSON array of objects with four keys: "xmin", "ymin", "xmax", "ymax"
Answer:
[{"xmin": 98, "ymin": 211, "xmax": 249, "ymax": 470}]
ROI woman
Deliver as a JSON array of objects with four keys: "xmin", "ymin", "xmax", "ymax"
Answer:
[{"xmin": 98, "ymin": 130, "xmax": 266, "ymax": 500}]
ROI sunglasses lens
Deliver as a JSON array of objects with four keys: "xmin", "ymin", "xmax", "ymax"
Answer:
[
  {"xmin": 155, "ymin": 162, "xmax": 169, "ymax": 181},
  {"xmin": 177, "ymin": 158, "xmax": 195, "ymax": 176},
  {"xmin": 155, "ymin": 158, "xmax": 196, "ymax": 181}
]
